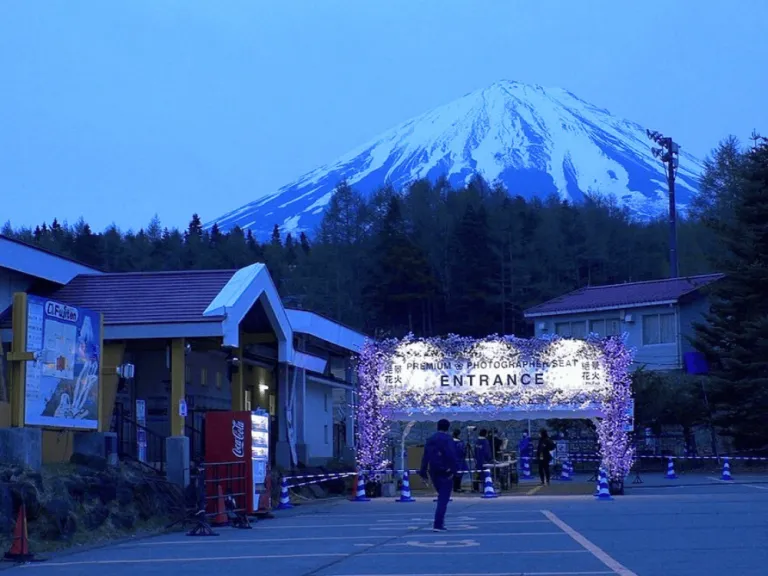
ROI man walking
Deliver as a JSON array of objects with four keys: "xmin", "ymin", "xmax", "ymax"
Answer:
[{"xmin": 419, "ymin": 418, "xmax": 458, "ymax": 531}]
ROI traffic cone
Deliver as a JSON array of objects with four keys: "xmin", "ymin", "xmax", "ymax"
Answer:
[
  {"xmin": 559, "ymin": 461, "xmax": 572, "ymax": 481},
  {"xmin": 211, "ymin": 485, "xmax": 228, "ymax": 526},
  {"xmin": 396, "ymin": 470, "xmax": 416, "ymax": 502},
  {"xmin": 721, "ymin": 458, "xmax": 733, "ymax": 481},
  {"xmin": 482, "ymin": 469, "xmax": 498, "ymax": 499},
  {"xmin": 277, "ymin": 477, "xmax": 293, "ymax": 509},
  {"xmin": 522, "ymin": 457, "xmax": 532, "ymax": 480},
  {"xmin": 595, "ymin": 469, "xmax": 613, "ymax": 501},
  {"xmin": 353, "ymin": 470, "xmax": 370, "ymax": 502},
  {"xmin": 3, "ymin": 504, "xmax": 39, "ymax": 563},
  {"xmin": 594, "ymin": 469, "xmax": 600, "ymax": 496},
  {"xmin": 665, "ymin": 457, "xmax": 677, "ymax": 480}
]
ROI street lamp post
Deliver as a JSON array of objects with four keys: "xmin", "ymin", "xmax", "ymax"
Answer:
[{"xmin": 647, "ymin": 130, "xmax": 681, "ymax": 279}]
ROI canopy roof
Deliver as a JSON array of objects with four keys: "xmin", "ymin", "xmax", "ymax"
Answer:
[{"xmin": 388, "ymin": 404, "xmax": 604, "ymax": 422}]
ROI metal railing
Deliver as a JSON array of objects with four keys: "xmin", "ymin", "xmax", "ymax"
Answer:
[{"xmin": 112, "ymin": 404, "xmax": 166, "ymax": 474}]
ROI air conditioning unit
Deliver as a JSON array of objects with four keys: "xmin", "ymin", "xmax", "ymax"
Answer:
[
  {"xmin": 537, "ymin": 322, "xmax": 547, "ymax": 330},
  {"xmin": 624, "ymin": 314, "xmax": 634, "ymax": 323}
]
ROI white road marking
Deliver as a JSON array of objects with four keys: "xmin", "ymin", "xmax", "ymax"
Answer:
[
  {"xmin": 541, "ymin": 510, "xmax": 639, "ymax": 576},
  {"xmin": 707, "ymin": 476, "xmax": 768, "ymax": 490}
]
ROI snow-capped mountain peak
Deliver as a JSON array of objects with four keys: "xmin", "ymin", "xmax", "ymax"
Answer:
[{"xmin": 208, "ymin": 80, "xmax": 702, "ymax": 238}]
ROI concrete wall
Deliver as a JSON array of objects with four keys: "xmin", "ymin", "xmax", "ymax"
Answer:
[
  {"xmin": 304, "ymin": 379, "xmax": 333, "ymax": 463},
  {"xmin": 532, "ymin": 302, "xmax": 686, "ymax": 371}
]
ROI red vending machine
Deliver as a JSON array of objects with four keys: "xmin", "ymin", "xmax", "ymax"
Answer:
[{"xmin": 204, "ymin": 409, "xmax": 272, "ymax": 515}]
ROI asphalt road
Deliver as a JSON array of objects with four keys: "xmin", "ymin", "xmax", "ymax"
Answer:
[{"xmin": 8, "ymin": 474, "xmax": 768, "ymax": 576}]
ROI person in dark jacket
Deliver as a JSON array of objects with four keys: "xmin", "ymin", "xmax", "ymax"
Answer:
[
  {"xmin": 536, "ymin": 428, "xmax": 556, "ymax": 485},
  {"xmin": 452, "ymin": 429, "xmax": 467, "ymax": 492},
  {"xmin": 419, "ymin": 418, "xmax": 457, "ymax": 531},
  {"xmin": 473, "ymin": 429, "xmax": 492, "ymax": 492}
]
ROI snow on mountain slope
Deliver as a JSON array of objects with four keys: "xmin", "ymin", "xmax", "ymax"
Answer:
[{"xmin": 208, "ymin": 80, "xmax": 703, "ymax": 238}]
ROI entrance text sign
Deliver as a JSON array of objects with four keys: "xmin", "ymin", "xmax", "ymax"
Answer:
[
  {"xmin": 24, "ymin": 295, "xmax": 102, "ymax": 429},
  {"xmin": 379, "ymin": 338, "xmax": 611, "ymax": 411}
]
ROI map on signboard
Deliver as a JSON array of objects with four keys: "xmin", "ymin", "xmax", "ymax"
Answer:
[{"xmin": 24, "ymin": 295, "xmax": 101, "ymax": 430}]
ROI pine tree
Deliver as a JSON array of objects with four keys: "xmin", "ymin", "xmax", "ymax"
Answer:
[
  {"xmin": 363, "ymin": 196, "xmax": 437, "ymax": 335},
  {"xmin": 299, "ymin": 231, "xmax": 311, "ymax": 255},
  {"xmin": 692, "ymin": 140, "xmax": 768, "ymax": 449},
  {"xmin": 450, "ymin": 203, "xmax": 500, "ymax": 337}
]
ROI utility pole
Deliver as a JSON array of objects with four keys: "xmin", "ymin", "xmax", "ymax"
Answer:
[{"xmin": 647, "ymin": 129, "xmax": 681, "ymax": 278}]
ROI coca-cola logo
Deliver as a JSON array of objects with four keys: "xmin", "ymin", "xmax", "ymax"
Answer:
[{"xmin": 232, "ymin": 420, "xmax": 245, "ymax": 458}]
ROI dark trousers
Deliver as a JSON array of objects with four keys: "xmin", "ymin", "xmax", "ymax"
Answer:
[
  {"xmin": 453, "ymin": 472, "xmax": 463, "ymax": 492},
  {"xmin": 539, "ymin": 459, "xmax": 551, "ymax": 484},
  {"xmin": 431, "ymin": 474, "xmax": 453, "ymax": 529}
]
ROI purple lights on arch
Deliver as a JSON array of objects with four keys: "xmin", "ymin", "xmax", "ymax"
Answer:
[{"xmin": 355, "ymin": 333, "xmax": 636, "ymax": 481}]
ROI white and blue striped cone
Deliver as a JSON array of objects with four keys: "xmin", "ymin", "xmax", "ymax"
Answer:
[
  {"xmin": 721, "ymin": 458, "xmax": 733, "ymax": 481},
  {"xmin": 595, "ymin": 469, "xmax": 613, "ymax": 501},
  {"xmin": 559, "ymin": 461, "xmax": 572, "ymax": 481},
  {"xmin": 665, "ymin": 457, "xmax": 677, "ymax": 480},
  {"xmin": 277, "ymin": 477, "xmax": 293, "ymax": 509},
  {"xmin": 594, "ymin": 468, "xmax": 602, "ymax": 496},
  {"xmin": 482, "ymin": 469, "xmax": 498, "ymax": 499},
  {"xmin": 396, "ymin": 470, "xmax": 416, "ymax": 502},
  {"xmin": 353, "ymin": 470, "xmax": 370, "ymax": 502},
  {"xmin": 522, "ymin": 457, "xmax": 532, "ymax": 480}
]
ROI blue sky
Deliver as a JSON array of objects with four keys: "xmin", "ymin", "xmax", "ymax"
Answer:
[{"xmin": 1, "ymin": 0, "xmax": 766, "ymax": 232}]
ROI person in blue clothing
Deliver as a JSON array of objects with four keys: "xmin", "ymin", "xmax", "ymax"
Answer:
[
  {"xmin": 452, "ymin": 429, "xmax": 467, "ymax": 492},
  {"xmin": 419, "ymin": 418, "xmax": 458, "ymax": 531},
  {"xmin": 473, "ymin": 429, "xmax": 492, "ymax": 492}
]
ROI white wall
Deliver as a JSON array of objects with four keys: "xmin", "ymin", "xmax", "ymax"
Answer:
[
  {"xmin": 304, "ymin": 379, "xmax": 334, "ymax": 462},
  {"xmin": 0, "ymin": 268, "xmax": 35, "ymax": 314},
  {"xmin": 532, "ymin": 303, "xmax": 682, "ymax": 371}
]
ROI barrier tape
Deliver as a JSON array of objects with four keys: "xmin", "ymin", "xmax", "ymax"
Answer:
[
  {"xmin": 287, "ymin": 472, "xmax": 357, "ymax": 489},
  {"xmin": 565, "ymin": 453, "xmax": 768, "ymax": 462},
  {"xmin": 284, "ymin": 472, "xmax": 354, "ymax": 481}
]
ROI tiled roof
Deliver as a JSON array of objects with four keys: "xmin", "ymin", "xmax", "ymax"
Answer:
[
  {"xmin": 524, "ymin": 273, "xmax": 724, "ymax": 317},
  {"xmin": 49, "ymin": 270, "xmax": 237, "ymax": 324}
]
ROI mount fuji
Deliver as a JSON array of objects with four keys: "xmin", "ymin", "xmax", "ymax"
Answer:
[{"xmin": 208, "ymin": 80, "xmax": 703, "ymax": 238}]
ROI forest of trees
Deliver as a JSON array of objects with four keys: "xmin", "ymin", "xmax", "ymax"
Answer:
[
  {"xmin": 4, "ymin": 136, "xmax": 767, "ymax": 448},
  {"xmin": 3, "ymin": 178, "xmax": 719, "ymax": 338}
]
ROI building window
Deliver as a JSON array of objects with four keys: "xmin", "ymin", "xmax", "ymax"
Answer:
[
  {"xmin": 642, "ymin": 313, "xmax": 676, "ymax": 345},
  {"xmin": 201, "ymin": 367, "xmax": 208, "ymax": 387},
  {"xmin": 323, "ymin": 393, "xmax": 328, "ymax": 412},
  {"xmin": 589, "ymin": 319, "xmax": 621, "ymax": 336},
  {"xmin": 555, "ymin": 321, "xmax": 587, "ymax": 339},
  {"xmin": 324, "ymin": 424, "xmax": 329, "ymax": 444},
  {"xmin": 215, "ymin": 371, "xmax": 222, "ymax": 389}
]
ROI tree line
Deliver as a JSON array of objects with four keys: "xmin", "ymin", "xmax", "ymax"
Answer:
[{"xmin": 3, "ymin": 179, "xmax": 717, "ymax": 338}]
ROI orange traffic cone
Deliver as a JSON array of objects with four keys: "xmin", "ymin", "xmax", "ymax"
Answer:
[
  {"xmin": 211, "ymin": 486, "xmax": 228, "ymax": 526},
  {"xmin": 3, "ymin": 504, "xmax": 39, "ymax": 563}
]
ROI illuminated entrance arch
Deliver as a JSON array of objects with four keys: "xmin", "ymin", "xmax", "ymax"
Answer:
[{"xmin": 356, "ymin": 334, "xmax": 635, "ymax": 482}]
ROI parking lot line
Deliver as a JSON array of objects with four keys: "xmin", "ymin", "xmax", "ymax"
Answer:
[
  {"xmin": 124, "ymin": 532, "xmax": 567, "ymax": 546},
  {"xmin": 541, "ymin": 510, "xmax": 638, "ymax": 576},
  {"xmin": 20, "ymin": 549, "xmax": 590, "ymax": 568},
  {"xmin": 323, "ymin": 573, "xmax": 613, "ymax": 576},
  {"xmin": 706, "ymin": 476, "xmax": 768, "ymax": 490}
]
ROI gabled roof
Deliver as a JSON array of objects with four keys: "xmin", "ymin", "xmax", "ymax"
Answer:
[
  {"xmin": 286, "ymin": 308, "xmax": 366, "ymax": 353},
  {"xmin": 0, "ymin": 234, "xmax": 101, "ymax": 285},
  {"xmin": 51, "ymin": 270, "xmax": 236, "ymax": 324},
  {"xmin": 1, "ymin": 264, "xmax": 365, "ymax": 361},
  {"xmin": 524, "ymin": 273, "xmax": 724, "ymax": 318}
]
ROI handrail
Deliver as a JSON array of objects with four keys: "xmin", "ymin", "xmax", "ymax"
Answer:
[{"xmin": 112, "ymin": 405, "xmax": 166, "ymax": 475}]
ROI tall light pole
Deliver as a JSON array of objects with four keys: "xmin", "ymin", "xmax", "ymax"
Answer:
[{"xmin": 647, "ymin": 129, "xmax": 680, "ymax": 278}]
